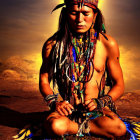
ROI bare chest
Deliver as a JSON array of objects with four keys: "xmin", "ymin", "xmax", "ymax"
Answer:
[
  {"xmin": 94, "ymin": 41, "xmax": 107, "ymax": 72},
  {"xmin": 84, "ymin": 41, "xmax": 107, "ymax": 100}
]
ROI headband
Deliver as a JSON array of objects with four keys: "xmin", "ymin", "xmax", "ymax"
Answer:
[{"xmin": 52, "ymin": 0, "xmax": 98, "ymax": 12}]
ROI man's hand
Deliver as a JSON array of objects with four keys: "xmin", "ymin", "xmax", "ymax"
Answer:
[
  {"xmin": 55, "ymin": 101, "xmax": 74, "ymax": 116},
  {"xmin": 84, "ymin": 99, "xmax": 97, "ymax": 111}
]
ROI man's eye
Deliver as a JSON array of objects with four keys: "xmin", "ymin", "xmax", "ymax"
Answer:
[
  {"xmin": 70, "ymin": 11, "xmax": 77, "ymax": 15},
  {"xmin": 83, "ymin": 12, "xmax": 89, "ymax": 16},
  {"xmin": 71, "ymin": 12, "xmax": 77, "ymax": 15}
]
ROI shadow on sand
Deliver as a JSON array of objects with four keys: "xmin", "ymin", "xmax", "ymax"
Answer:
[
  {"xmin": 0, "ymin": 106, "xmax": 131, "ymax": 140},
  {"xmin": 0, "ymin": 106, "xmax": 50, "ymax": 129}
]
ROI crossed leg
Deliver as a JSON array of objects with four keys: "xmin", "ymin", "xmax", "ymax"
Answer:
[{"xmin": 44, "ymin": 109, "xmax": 126, "ymax": 138}]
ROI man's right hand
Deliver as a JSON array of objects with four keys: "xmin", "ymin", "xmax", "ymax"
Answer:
[
  {"xmin": 55, "ymin": 101, "xmax": 74, "ymax": 116},
  {"xmin": 84, "ymin": 99, "xmax": 97, "ymax": 111}
]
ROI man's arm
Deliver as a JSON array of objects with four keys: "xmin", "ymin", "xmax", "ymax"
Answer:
[
  {"xmin": 84, "ymin": 35, "xmax": 124, "ymax": 111},
  {"xmin": 105, "ymin": 35, "xmax": 124, "ymax": 101},
  {"xmin": 39, "ymin": 40, "xmax": 54, "ymax": 98},
  {"xmin": 39, "ymin": 40, "xmax": 74, "ymax": 115}
]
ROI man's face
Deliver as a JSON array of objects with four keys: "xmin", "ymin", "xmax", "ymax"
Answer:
[{"xmin": 67, "ymin": 5, "xmax": 96, "ymax": 34}]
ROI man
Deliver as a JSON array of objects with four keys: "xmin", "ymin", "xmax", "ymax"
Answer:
[{"xmin": 39, "ymin": 0, "xmax": 126, "ymax": 138}]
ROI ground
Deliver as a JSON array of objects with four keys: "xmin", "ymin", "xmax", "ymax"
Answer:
[{"xmin": 0, "ymin": 79, "xmax": 139, "ymax": 140}]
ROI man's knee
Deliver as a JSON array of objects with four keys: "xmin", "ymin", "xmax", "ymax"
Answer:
[
  {"xmin": 46, "ymin": 116, "xmax": 69, "ymax": 136},
  {"xmin": 90, "ymin": 114, "xmax": 126, "ymax": 137},
  {"xmin": 103, "ymin": 110, "xmax": 127, "ymax": 137},
  {"xmin": 114, "ymin": 118, "xmax": 126, "ymax": 136}
]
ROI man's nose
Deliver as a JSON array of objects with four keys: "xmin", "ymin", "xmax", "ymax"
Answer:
[{"xmin": 76, "ymin": 13, "xmax": 84, "ymax": 23}]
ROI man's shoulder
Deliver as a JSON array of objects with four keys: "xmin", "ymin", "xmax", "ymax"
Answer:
[
  {"xmin": 99, "ymin": 33, "xmax": 118, "ymax": 49},
  {"xmin": 99, "ymin": 33, "xmax": 120, "ymax": 57},
  {"xmin": 43, "ymin": 37, "xmax": 56, "ymax": 50},
  {"xmin": 42, "ymin": 37, "xmax": 56, "ymax": 58}
]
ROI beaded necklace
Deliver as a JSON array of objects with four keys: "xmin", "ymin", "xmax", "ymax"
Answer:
[{"xmin": 66, "ymin": 24, "xmax": 97, "ymax": 105}]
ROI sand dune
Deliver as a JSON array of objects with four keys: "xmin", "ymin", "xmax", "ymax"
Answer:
[{"xmin": 0, "ymin": 55, "xmax": 40, "ymax": 82}]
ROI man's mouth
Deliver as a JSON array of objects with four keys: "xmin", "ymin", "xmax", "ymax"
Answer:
[{"xmin": 76, "ymin": 25, "xmax": 85, "ymax": 29}]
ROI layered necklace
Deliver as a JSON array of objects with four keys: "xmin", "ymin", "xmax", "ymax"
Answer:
[{"xmin": 66, "ymin": 24, "xmax": 98, "ymax": 105}]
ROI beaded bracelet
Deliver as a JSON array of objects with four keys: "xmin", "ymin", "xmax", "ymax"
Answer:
[
  {"xmin": 92, "ymin": 95, "xmax": 114, "ymax": 110},
  {"xmin": 44, "ymin": 94, "xmax": 58, "ymax": 110},
  {"xmin": 99, "ymin": 95, "xmax": 113, "ymax": 108}
]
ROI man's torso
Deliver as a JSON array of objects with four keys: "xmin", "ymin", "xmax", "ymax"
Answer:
[{"xmin": 48, "ymin": 33, "xmax": 109, "ymax": 104}]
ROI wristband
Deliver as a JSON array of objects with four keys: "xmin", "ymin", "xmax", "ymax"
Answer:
[
  {"xmin": 99, "ymin": 95, "xmax": 113, "ymax": 108},
  {"xmin": 44, "ymin": 94, "xmax": 58, "ymax": 109},
  {"xmin": 92, "ymin": 95, "xmax": 114, "ymax": 109}
]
